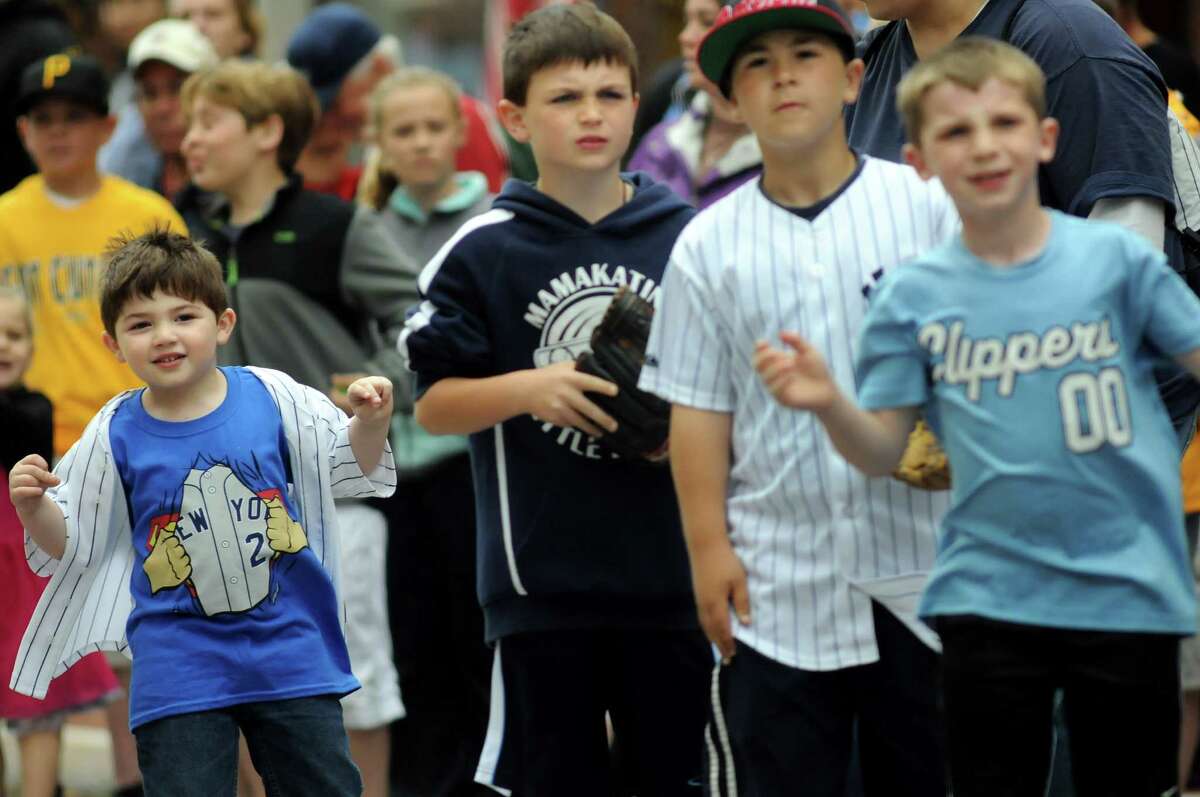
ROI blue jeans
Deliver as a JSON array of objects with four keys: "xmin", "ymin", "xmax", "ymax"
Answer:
[{"xmin": 134, "ymin": 695, "xmax": 361, "ymax": 797}]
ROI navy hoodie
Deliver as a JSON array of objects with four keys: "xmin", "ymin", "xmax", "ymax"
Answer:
[{"xmin": 403, "ymin": 173, "xmax": 699, "ymax": 641}]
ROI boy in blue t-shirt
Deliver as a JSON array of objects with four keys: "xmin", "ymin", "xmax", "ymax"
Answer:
[
  {"xmin": 755, "ymin": 37, "xmax": 1200, "ymax": 795},
  {"xmin": 8, "ymin": 229, "xmax": 397, "ymax": 796}
]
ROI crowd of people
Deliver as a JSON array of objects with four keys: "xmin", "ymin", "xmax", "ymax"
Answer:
[{"xmin": 3, "ymin": 0, "xmax": 1200, "ymax": 795}]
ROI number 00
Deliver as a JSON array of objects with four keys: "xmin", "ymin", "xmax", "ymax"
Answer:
[{"xmin": 1058, "ymin": 367, "xmax": 1131, "ymax": 453}]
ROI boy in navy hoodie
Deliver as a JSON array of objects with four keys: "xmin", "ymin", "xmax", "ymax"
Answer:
[{"xmin": 400, "ymin": 5, "xmax": 708, "ymax": 795}]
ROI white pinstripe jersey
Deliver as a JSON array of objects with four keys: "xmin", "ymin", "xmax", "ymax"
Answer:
[
  {"xmin": 9, "ymin": 366, "xmax": 397, "ymax": 699},
  {"xmin": 640, "ymin": 157, "xmax": 959, "ymax": 671}
]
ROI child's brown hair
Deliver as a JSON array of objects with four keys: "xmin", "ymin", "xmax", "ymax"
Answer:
[
  {"xmin": 181, "ymin": 60, "xmax": 319, "ymax": 173},
  {"xmin": 101, "ymin": 228, "xmax": 227, "ymax": 336},
  {"xmin": 502, "ymin": 4, "xmax": 638, "ymax": 106}
]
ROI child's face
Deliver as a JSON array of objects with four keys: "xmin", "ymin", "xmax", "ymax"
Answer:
[
  {"xmin": 181, "ymin": 95, "xmax": 273, "ymax": 192},
  {"xmin": 377, "ymin": 84, "xmax": 464, "ymax": 193},
  {"xmin": 728, "ymin": 30, "xmax": 862, "ymax": 154},
  {"xmin": 904, "ymin": 77, "xmax": 1058, "ymax": 221},
  {"xmin": 500, "ymin": 59, "xmax": 638, "ymax": 182},
  {"xmin": 136, "ymin": 61, "xmax": 189, "ymax": 157},
  {"xmin": 0, "ymin": 296, "xmax": 33, "ymax": 391},
  {"xmin": 103, "ymin": 290, "xmax": 234, "ymax": 397},
  {"xmin": 679, "ymin": 0, "xmax": 723, "ymax": 89},
  {"xmin": 17, "ymin": 100, "xmax": 115, "ymax": 185}
]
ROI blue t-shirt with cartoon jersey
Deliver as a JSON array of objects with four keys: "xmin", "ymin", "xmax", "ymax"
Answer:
[
  {"xmin": 109, "ymin": 366, "xmax": 358, "ymax": 729},
  {"xmin": 856, "ymin": 212, "xmax": 1200, "ymax": 635}
]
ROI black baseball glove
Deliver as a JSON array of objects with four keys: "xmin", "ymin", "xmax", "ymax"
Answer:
[{"xmin": 575, "ymin": 286, "xmax": 670, "ymax": 462}]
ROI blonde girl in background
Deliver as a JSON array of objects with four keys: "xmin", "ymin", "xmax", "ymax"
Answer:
[
  {"xmin": 359, "ymin": 67, "xmax": 493, "ymax": 253},
  {"xmin": 0, "ymin": 287, "xmax": 120, "ymax": 797},
  {"xmin": 357, "ymin": 66, "xmax": 496, "ymax": 796}
]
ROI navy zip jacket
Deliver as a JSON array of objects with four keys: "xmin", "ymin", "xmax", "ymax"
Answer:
[{"xmin": 403, "ymin": 174, "xmax": 699, "ymax": 641}]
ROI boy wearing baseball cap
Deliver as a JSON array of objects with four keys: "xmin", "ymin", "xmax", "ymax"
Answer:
[
  {"xmin": 0, "ymin": 53, "xmax": 186, "ymax": 458},
  {"xmin": 755, "ymin": 36, "xmax": 1200, "ymax": 795},
  {"xmin": 8, "ymin": 228, "xmax": 398, "ymax": 797},
  {"xmin": 640, "ymin": 1, "xmax": 958, "ymax": 793},
  {"xmin": 100, "ymin": 18, "xmax": 219, "ymax": 198}
]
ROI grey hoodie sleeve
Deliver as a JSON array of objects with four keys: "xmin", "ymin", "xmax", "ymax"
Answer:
[{"xmin": 339, "ymin": 205, "xmax": 421, "ymax": 410}]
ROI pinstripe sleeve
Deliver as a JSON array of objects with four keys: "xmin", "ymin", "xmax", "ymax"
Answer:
[
  {"xmin": 308, "ymin": 383, "xmax": 398, "ymax": 500},
  {"xmin": 24, "ymin": 406, "xmax": 115, "ymax": 577},
  {"xmin": 13, "ymin": 407, "xmax": 121, "ymax": 699},
  {"xmin": 639, "ymin": 230, "xmax": 736, "ymax": 412}
]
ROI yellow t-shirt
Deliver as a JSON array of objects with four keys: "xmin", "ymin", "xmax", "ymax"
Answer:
[{"xmin": 0, "ymin": 175, "xmax": 187, "ymax": 456}]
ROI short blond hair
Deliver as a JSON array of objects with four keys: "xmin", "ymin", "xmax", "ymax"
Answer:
[
  {"xmin": 182, "ymin": 60, "xmax": 319, "ymax": 173},
  {"xmin": 897, "ymin": 37, "xmax": 1046, "ymax": 145}
]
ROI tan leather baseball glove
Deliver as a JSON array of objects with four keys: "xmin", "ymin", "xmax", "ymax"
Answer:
[{"xmin": 892, "ymin": 419, "xmax": 951, "ymax": 491}]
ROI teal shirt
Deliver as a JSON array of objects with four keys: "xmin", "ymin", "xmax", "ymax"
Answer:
[{"xmin": 857, "ymin": 212, "xmax": 1200, "ymax": 634}]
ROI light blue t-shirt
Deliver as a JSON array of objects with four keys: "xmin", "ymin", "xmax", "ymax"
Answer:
[
  {"xmin": 109, "ymin": 367, "xmax": 358, "ymax": 729},
  {"xmin": 857, "ymin": 211, "xmax": 1200, "ymax": 634}
]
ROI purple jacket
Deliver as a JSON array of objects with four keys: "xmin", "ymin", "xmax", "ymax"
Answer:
[{"xmin": 627, "ymin": 94, "xmax": 761, "ymax": 209}]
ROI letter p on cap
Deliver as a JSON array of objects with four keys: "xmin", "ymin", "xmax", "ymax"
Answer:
[{"xmin": 42, "ymin": 55, "xmax": 71, "ymax": 89}]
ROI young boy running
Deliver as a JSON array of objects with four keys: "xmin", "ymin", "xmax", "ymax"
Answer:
[
  {"xmin": 755, "ymin": 37, "xmax": 1200, "ymax": 795},
  {"xmin": 8, "ymin": 229, "xmax": 397, "ymax": 797},
  {"xmin": 640, "ymin": 1, "xmax": 959, "ymax": 794},
  {"xmin": 402, "ymin": 5, "xmax": 709, "ymax": 795}
]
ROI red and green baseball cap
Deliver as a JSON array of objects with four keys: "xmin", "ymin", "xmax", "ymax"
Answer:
[{"xmin": 698, "ymin": 0, "xmax": 857, "ymax": 94}]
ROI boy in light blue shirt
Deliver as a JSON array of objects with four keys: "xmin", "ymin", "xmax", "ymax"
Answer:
[{"xmin": 755, "ymin": 37, "xmax": 1200, "ymax": 796}]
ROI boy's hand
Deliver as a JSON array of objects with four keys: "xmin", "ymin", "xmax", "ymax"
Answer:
[
  {"xmin": 753, "ymin": 332, "xmax": 837, "ymax": 411},
  {"xmin": 690, "ymin": 540, "xmax": 751, "ymax": 663},
  {"xmin": 9, "ymin": 454, "xmax": 60, "ymax": 514},
  {"xmin": 329, "ymin": 372, "xmax": 367, "ymax": 417},
  {"xmin": 526, "ymin": 361, "xmax": 619, "ymax": 438},
  {"xmin": 346, "ymin": 376, "xmax": 393, "ymax": 424}
]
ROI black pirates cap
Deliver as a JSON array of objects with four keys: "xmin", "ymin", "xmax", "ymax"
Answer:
[{"xmin": 16, "ymin": 53, "xmax": 110, "ymax": 117}]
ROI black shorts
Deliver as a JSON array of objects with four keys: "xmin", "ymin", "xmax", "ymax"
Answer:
[
  {"xmin": 707, "ymin": 601, "xmax": 946, "ymax": 797},
  {"xmin": 475, "ymin": 627, "xmax": 711, "ymax": 796}
]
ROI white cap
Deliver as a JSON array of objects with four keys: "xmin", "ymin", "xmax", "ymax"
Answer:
[{"xmin": 128, "ymin": 19, "xmax": 219, "ymax": 75}]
